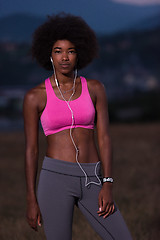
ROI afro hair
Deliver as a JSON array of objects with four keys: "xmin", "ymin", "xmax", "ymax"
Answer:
[{"xmin": 31, "ymin": 12, "xmax": 99, "ymax": 70}]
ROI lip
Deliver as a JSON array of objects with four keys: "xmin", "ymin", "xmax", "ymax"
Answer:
[
  {"xmin": 60, "ymin": 63, "xmax": 70, "ymax": 68},
  {"xmin": 60, "ymin": 63, "xmax": 70, "ymax": 67}
]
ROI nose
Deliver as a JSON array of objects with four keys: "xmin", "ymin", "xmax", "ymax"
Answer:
[{"xmin": 62, "ymin": 52, "xmax": 69, "ymax": 61}]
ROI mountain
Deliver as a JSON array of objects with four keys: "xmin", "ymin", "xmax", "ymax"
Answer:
[
  {"xmin": 1, "ymin": 0, "xmax": 160, "ymax": 33},
  {"xmin": 130, "ymin": 13, "xmax": 160, "ymax": 32},
  {"xmin": 0, "ymin": 14, "xmax": 45, "ymax": 43},
  {"xmin": 0, "ymin": 3, "xmax": 160, "ymax": 43}
]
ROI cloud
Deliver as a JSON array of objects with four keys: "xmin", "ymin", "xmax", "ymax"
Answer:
[{"xmin": 112, "ymin": 0, "xmax": 160, "ymax": 5}]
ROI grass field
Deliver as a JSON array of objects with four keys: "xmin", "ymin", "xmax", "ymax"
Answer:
[{"xmin": 0, "ymin": 123, "xmax": 160, "ymax": 240}]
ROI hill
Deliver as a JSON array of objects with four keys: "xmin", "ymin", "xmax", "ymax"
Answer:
[
  {"xmin": 130, "ymin": 13, "xmax": 160, "ymax": 31},
  {"xmin": 0, "ymin": 7, "xmax": 160, "ymax": 43},
  {"xmin": 0, "ymin": 14, "xmax": 45, "ymax": 43},
  {"xmin": 0, "ymin": 25, "xmax": 160, "ymax": 123}
]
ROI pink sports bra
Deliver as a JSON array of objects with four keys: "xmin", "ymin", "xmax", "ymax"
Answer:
[{"xmin": 40, "ymin": 76, "xmax": 95, "ymax": 136}]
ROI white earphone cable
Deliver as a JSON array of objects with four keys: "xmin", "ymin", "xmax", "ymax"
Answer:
[{"xmin": 51, "ymin": 58, "xmax": 101, "ymax": 187}]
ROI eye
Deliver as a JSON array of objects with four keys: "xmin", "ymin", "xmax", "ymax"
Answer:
[
  {"xmin": 54, "ymin": 50, "xmax": 61, "ymax": 54},
  {"xmin": 68, "ymin": 50, "xmax": 77, "ymax": 54}
]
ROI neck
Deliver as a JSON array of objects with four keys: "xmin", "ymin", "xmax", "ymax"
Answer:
[{"xmin": 53, "ymin": 72, "xmax": 75, "ymax": 85}]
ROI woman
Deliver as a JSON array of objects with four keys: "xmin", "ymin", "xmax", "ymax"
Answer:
[{"xmin": 23, "ymin": 13, "xmax": 132, "ymax": 240}]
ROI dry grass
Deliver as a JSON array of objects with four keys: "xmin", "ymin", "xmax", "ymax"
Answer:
[{"xmin": 0, "ymin": 123, "xmax": 160, "ymax": 240}]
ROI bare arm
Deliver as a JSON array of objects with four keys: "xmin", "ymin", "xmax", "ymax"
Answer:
[
  {"xmin": 94, "ymin": 80, "xmax": 115, "ymax": 218},
  {"xmin": 95, "ymin": 82, "xmax": 112, "ymax": 178},
  {"xmin": 23, "ymin": 89, "xmax": 42, "ymax": 230}
]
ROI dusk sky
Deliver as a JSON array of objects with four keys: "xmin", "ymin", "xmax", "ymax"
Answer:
[
  {"xmin": 1, "ymin": 0, "xmax": 160, "ymax": 17},
  {"xmin": 0, "ymin": 0, "xmax": 160, "ymax": 34},
  {"xmin": 113, "ymin": 0, "xmax": 160, "ymax": 5}
]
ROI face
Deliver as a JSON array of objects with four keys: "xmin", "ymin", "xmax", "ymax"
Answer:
[{"xmin": 51, "ymin": 40, "xmax": 77, "ymax": 75}]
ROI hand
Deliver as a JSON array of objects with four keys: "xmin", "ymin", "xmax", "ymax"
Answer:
[
  {"xmin": 97, "ymin": 183, "xmax": 115, "ymax": 218},
  {"xmin": 26, "ymin": 199, "xmax": 42, "ymax": 231}
]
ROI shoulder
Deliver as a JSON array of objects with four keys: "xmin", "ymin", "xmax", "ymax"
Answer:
[
  {"xmin": 85, "ymin": 78, "xmax": 106, "ymax": 98},
  {"xmin": 23, "ymin": 81, "xmax": 46, "ymax": 108}
]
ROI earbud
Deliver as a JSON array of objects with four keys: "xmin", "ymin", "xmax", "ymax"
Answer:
[{"xmin": 50, "ymin": 57, "xmax": 59, "ymax": 87}]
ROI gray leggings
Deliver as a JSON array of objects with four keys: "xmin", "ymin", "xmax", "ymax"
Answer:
[{"xmin": 37, "ymin": 157, "xmax": 132, "ymax": 240}]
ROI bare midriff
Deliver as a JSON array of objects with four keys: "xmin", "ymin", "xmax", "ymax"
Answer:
[{"xmin": 46, "ymin": 127, "xmax": 100, "ymax": 163}]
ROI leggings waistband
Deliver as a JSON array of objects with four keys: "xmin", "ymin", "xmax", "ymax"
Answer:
[{"xmin": 41, "ymin": 156, "xmax": 102, "ymax": 177}]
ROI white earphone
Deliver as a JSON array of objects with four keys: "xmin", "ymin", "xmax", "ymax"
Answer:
[{"xmin": 50, "ymin": 57, "xmax": 59, "ymax": 87}]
